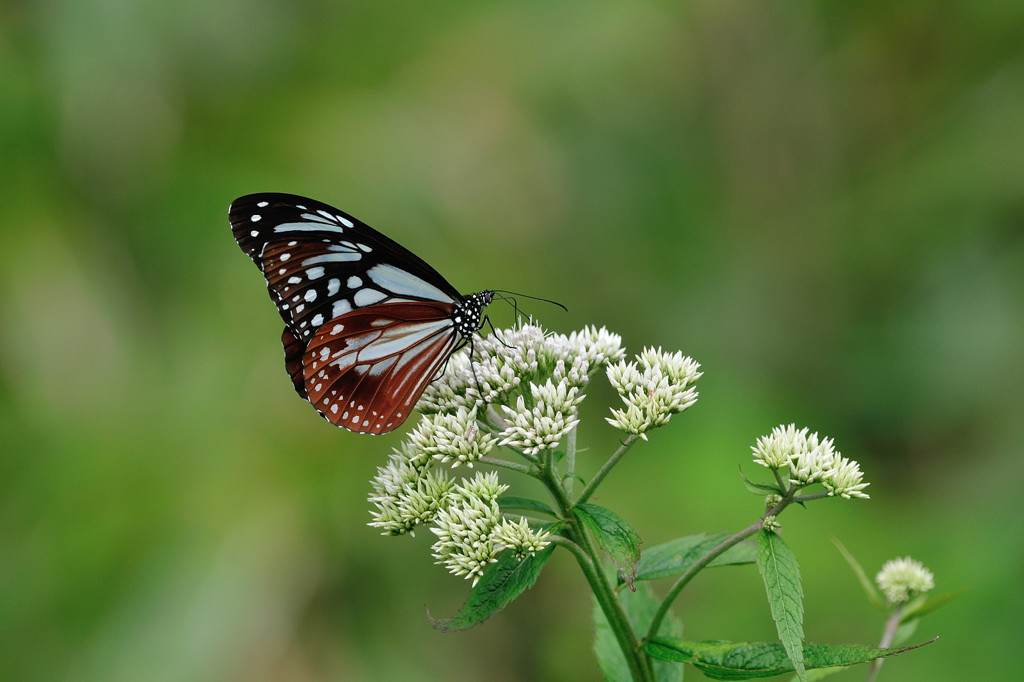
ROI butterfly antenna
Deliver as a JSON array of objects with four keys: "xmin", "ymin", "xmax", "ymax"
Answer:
[{"xmin": 492, "ymin": 289, "xmax": 568, "ymax": 313}]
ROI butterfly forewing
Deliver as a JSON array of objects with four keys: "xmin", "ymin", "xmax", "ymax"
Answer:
[
  {"xmin": 229, "ymin": 192, "xmax": 491, "ymax": 434},
  {"xmin": 230, "ymin": 193, "xmax": 463, "ymax": 343}
]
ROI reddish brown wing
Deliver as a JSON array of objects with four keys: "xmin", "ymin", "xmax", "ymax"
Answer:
[{"xmin": 283, "ymin": 300, "xmax": 460, "ymax": 434}]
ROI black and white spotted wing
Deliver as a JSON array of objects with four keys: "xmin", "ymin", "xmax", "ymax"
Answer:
[{"xmin": 229, "ymin": 193, "xmax": 493, "ymax": 434}]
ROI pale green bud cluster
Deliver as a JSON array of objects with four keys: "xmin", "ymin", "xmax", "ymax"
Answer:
[{"xmin": 875, "ymin": 556, "xmax": 935, "ymax": 604}]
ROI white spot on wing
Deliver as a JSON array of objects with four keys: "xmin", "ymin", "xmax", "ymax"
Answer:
[
  {"xmin": 327, "ymin": 278, "xmax": 341, "ymax": 296},
  {"xmin": 304, "ymin": 289, "xmax": 317, "ymax": 302},
  {"xmin": 257, "ymin": 201, "xmax": 269, "ymax": 208},
  {"xmin": 251, "ymin": 215, "xmax": 261, "ymax": 222},
  {"xmin": 311, "ymin": 313, "xmax": 324, "ymax": 327},
  {"xmin": 307, "ymin": 266, "xmax": 325, "ymax": 279},
  {"xmin": 273, "ymin": 220, "xmax": 345, "ymax": 235},
  {"xmin": 332, "ymin": 300, "xmax": 352, "ymax": 317},
  {"xmin": 303, "ymin": 253, "xmax": 361, "ymax": 266},
  {"xmin": 353, "ymin": 288, "xmax": 387, "ymax": 307},
  {"xmin": 347, "ymin": 275, "xmax": 362, "ymax": 289}
]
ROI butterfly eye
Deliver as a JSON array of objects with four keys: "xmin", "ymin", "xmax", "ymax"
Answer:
[{"xmin": 230, "ymin": 193, "xmax": 494, "ymax": 434}]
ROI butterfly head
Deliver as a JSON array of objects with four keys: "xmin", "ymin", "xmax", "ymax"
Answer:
[{"xmin": 454, "ymin": 291, "xmax": 495, "ymax": 337}]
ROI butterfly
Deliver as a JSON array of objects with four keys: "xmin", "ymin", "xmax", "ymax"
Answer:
[{"xmin": 229, "ymin": 193, "xmax": 494, "ymax": 434}]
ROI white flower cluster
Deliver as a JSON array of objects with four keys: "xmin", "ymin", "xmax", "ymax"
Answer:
[
  {"xmin": 500, "ymin": 379, "xmax": 584, "ymax": 455},
  {"xmin": 407, "ymin": 406, "xmax": 498, "ymax": 467},
  {"xmin": 428, "ymin": 472, "xmax": 549, "ymax": 585},
  {"xmin": 368, "ymin": 442, "xmax": 456, "ymax": 535},
  {"xmin": 875, "ymin": 556, "xmax": 935, "ymax": 604},
  {"xmin": 493, "ymin": 516, "xmax": 552, "ymax": 561},
  {"xmin": 415, "ymin": 323, "xmax": 623, "ymax": 460},
  {"xmin": 605, "ymin": 348, "xmax": 702, "ymax": 439},
  {"xmin": 370, "ymin": 323, "xmax": 621, "ymax": 580},
  {"xmin": 751, "ymin": 424, "xmax": 870, "ymax": 499},
  {"xmin": 417, "ymin": 323, "xmax": 623, "ymax": 415}
]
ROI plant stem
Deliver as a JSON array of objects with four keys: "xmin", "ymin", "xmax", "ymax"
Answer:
[
  {"xmin": 540, "ymin": 457, "xmax": 653, "ymax": 681},
  {"xmin": 792, "ymin": 490, "xmax": 833, "ymax": 503},
  {"xmin": 576, "ymin": 434, "xmax": 640, "ymax": 505},
  {"xmin": 564, "ymin": 425, "xmax": 578, "ymax": 497},
  {"xmin": 865, "ymin": 604, "xmax": 903, "ymax": 682},
  {"xmin": 564, "ymin": 513, "xmax": 653, "ymax": 681},
  {"xmin": 479, "ymin": 456, "xmax": 534, "ymax": 476},
  {"xmin": 646, "ymin": 496, "xmax": 795, "ymax": 640}
]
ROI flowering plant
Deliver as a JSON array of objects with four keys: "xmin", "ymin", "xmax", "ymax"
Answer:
[{"xmin": 368, "ymin": 323, "xmax": 951, "ymax": 681}]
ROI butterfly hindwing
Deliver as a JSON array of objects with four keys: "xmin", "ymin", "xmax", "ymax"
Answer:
[{"xmin": 300, "ymin": 302, "xmax": 459, "ymax": 434}]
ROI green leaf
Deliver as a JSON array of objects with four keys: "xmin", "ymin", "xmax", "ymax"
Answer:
[
  {"xmin": 594, "ymin": 583, "xmax": 683, "ymax": 682},
  {"xmin": 899, "ymin": 587, "xmax": 969, "ymax": 624},
  {"xmin": 643, "ymin": 637, "xmax": 936, "ymax": 680},
  {"xmin": 575, "ymin": 503, "xmax": 642, "ymax": 589},
  {"xmin": 831, "ymin": 538, "xmax": 884, "ymax": 611},
  {"xmin": 428, "ymin": 545, "xmax": 555, "ymax": 631},
  {"xmin": 635, "ymin": 533, "xmax": 756, "ymax": 582},
  {"xmin": 740, "ymin": 468, "xmax": 785, "ymax": 496},
  {"xmin": 757, "ymin": 530, "xmax": 805, "ymax": 681},
  {"xmin": 498, "ymin": 495, "xmax": 557, "ymax": 518}
]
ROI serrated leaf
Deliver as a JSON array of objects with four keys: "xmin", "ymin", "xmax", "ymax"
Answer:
[
  {"xmin": 429, "ymin": 545, "xmax": 554, "ymax": 631},
  {"xmin": 634, "ymin": 534, "xmax": 756, "ymax": 583},
  {"xmin": 757, "ymin": 530, "xmax": 805, "ymax": 680},
  {"xmin": 498, "ymin": 495, "xmax": 557, "ymax": 518},
  {"xmin": 643, "ymin": 637, "xmax": 935, "ymax": 680},
  {"xmin": 831, "ymin": 538, "xmax": 883, "ymax": 611},
  {"xmin": 594, "ymin": 583, "xmax": 683, "ymax": 682},
  {"xmin": 575, "ymin": 503, "xmax": 642, "ymax": 589}
]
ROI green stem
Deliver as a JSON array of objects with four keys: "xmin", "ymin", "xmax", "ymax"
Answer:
[
  {"xmin": 540, "ymin": 456, "xmax": 653, "ymax": 682},
  {"xmin": 576, "ymin": 434, "xmax": 640, "ymax": 505},
  {"xmin": 573, "ymin": 525, "xmax": 654, "ymax": 682},
  {"xmin": 564, "ymin": 425, "xmax": 578, "ymax": 497},
  {"xmin": 646, "ymin": 496, "xmax": 795, "ymax": 640},
  {"xmin": 793, "ymin": 490, "xmax": 833, "ymax": 503},
  {"xmin": 865, "ymin": 603, "xmax": 903, "ymax": 682},
  {"xmin": 479, "ymin": 456, "xmax": 534, "ymax": 476}
]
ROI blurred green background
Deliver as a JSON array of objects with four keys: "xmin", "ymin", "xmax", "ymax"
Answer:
[{"xmin": 2, "ymin": 1, "xmax": 1022, "ymax": 680}]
